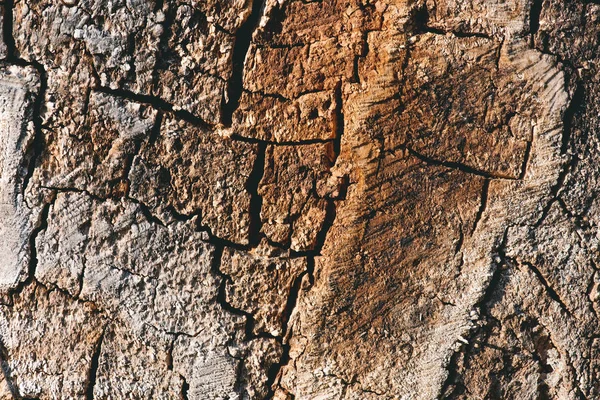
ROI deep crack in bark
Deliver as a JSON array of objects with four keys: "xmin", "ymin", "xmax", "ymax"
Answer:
[
  {"xmin": 222, "ymin": 0, "xmax": 266, "ymax": 126},
  {"xmin": 85, "ymin": 325, "xmax": 106, "ymax": 400}
]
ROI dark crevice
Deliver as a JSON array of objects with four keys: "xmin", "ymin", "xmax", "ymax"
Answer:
[
  {"xmin": 95, "ymin": 86, "xmax": 213, "ymax": 130},
  {"xmin": 26, "ymin": 201, "xmax": 51, "ymax": 284},
  {"xmin": 200, "ymin": 225, "xmax": 252, "ymax": 252},
  {"xmin": 4, "ymin": 196, "xmax": 54, "ymax": 307},
  {"xmin": 351, "ymin": 31, "xmax": 369, "ymax": 83},
  {"xmin": 440, "ymin": 228, "xmax": 510, "ymax": 398},
  {"xmin": 586, "ymin": 271, "xmax": 598, "ymax": 319},
  {"xmin": 519, "ymin": 140, "xmax": 532, "ymax": 181},
  {"xmin": 264, "ymin": 84, "xmax": 345, "ymax": 396},
  {"xmin": 221, "ymin": 0, "xmax": 266, "ymax": 126},
  {"xmin": 472, "ymin": 179, "xmax": 490, "ymax": 234},
  {"xmin": 530, "ymin": 0, "xmax": 544, "ymax": 36},
  {"xmin": 230, "ymin": 133, "xmax": 334, "ymax": 147},
  {"xmin": 165, "ymin": 339, "xmax": 174, "ymax": 371},
  {"xmin": 210, "ymin": 244, "xmax": 258, "ymax": 341},
  {"xmin": 180, "ymin": 375, "xmax": 189, "ymax": 400},
  {"xmin": 518, "ymin": 259, "xmax": 572, "ymax": 316},
  {"xmin": 405, "ymin": 146, "xmax": 517, "ymax": 180},
  {"xmin": 333, "ymin": 81, "xmax": 344, "ymax": 158},
  {"xmin": 2, "ymin": 0, "xmax": 17, "ymax": 61},
  {"xmin": 20, "ymin": 60, "xmax": 48, "ymax": 197},
  {"xmin": 263, "ymin": 258, "xmax": 314, "ymax": 399},
  {"xmin": 246, "ymin": 143, "xmax": 267, "ymax": 247},
  {"xmin": 85, "ymin": 325, "xmax": 106, "ymax": 400},
  {"xmin": 289, "ymin": 183, "xmax": 343, "ymax": 260}
]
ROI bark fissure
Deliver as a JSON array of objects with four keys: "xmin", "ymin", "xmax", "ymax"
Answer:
[
  {"xmin": 440, "ymin": 227, "xmax": 510, "ymax": 398},
  {"xmin": 222, "ymin": 0, "xmax": 266, "ymax": 126},
  {"xmin": 85, "ymin": 325, "xmax": 106, "ymax": 400},
  {"xmin": 246, "ymin": 143, "xmax": 267, "ymax": 247},
  {"xmin": 472, "ymin": 179, "xmax": 490, "ymax": 234},
  {"xmin": 518, "ymin": 259, "xmax": 572, "ymax": 316},
  {"xmin": 405, "ymin": 146, "xmax": 520, "ymax": 180}
]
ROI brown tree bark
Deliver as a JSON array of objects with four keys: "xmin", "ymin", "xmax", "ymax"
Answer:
[{"xmin": 0, "ymin": 0, "xmax": 597, "ymax": 398}]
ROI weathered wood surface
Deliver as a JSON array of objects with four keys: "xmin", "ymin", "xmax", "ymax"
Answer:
[{"xmin": 0, "ymin": 0, "xmax": 599, "ymax": 398}]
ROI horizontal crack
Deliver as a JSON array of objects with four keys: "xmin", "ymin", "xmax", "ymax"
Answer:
[
  {"xmin": 405, "ymin": 146, "xmax": 520, "ymax": 180},
  {"xmin": 95, "ymin": 86, "xmax": 213, "ymax": 130}
]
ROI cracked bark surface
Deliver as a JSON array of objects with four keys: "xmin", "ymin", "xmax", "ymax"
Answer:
[{"xmin": 1, "ymin": 0, "xmax": 600, "ymax": 399}]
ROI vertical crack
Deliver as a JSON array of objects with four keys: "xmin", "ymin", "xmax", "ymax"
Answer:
[
  {"xmin": 3, "ymin": 0, "xmax": 49, "ymax": 200},
  {"xmin": 21, "ymin": 61, "xmax": 48, "ymax": 197},
  {"xmin": 221, "ymin": 0, "xmax": 265, "ymax": 126},
  {"xmin": 440, "ymin": 228, "xmax": 509, "ymax": 398},
  {"xmin": 180, "ymin": 375, "xmax": 189, "ymax": 400},
  {"xmin": 210, "ymin": 244, "xmax": 258, "ymax": 341},
  {"xmin": 530, "ymin": 0, "xmax": 544, "ymax": 36},
  {"xmin": 85, "ymin": 325, "xmax": 106, "ymax": 400},
  {"xmin": 518, "ymin": 259, "xmax": 572, "ymax": 316},
  {"xmin": 246, "ymin": 143, "xmax": 267, "ymax": 247},
  {"xmin": 265, "ymin": 82, "xmax": 347, "ymax": 399},
  {"xmin": 2, "ymin": 0, "xmax": 17, "ymax": 61},
  {"xmin": 472, "ymin": 179, "xmax": 490, "ymax": 234},
  {"xmin": 519, "ymin": 140, "xmax": 532, "ymax": 180},
  {"xmin": 25, "ymin": 201, "xmax": 52, "ymax": 286}
]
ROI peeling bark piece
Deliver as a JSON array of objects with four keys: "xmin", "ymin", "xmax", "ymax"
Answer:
[
  {"xmin": 399, "ymin": 34, "xmax": 529, "ymax": 179},
  {"xmin": 77, "ymin": 196, "xmax": 245, "ymax": 338},
  {"xmin": 14, "ymin": 0, "xmax": 232, "ymax": 124},
  {"xmin": 278, "ymin": 26, "xmax": 568, "ymax": 397},
  {"xmin": 0, "ymin": 65, "xmax": 40, "ymax": 290},
  {"xmin": 424, "ymin": 0, "xmax": 530, "ymax": 36},
  {"xmin": 232, "ymin": 91, "xmax": 338, "ymax": 142},
  {"xmin": 172, "ymin": 335, "xmax": 239, "ymax": 399},
  {"xmin": 505, "ymin": 202, "xmax": 595, "ymax": 324},
  {"xmin": 259, "ymin": 143, "xmax": 334, "ymax": 250},
  {"xmin": 150, "ymin": 1, "xmax": 235, "ymax": 123},
  {"xmin": 239, "ymin": 338, "xmax": 283, "ymax": 399},
  {"xmin": 452, "ymin": 264, "xmax": 584, "ymax": 400},
  {"xmin": 40, "ymin": 91, "xmax": 157, "ymax": 198},
  {"xmin": 0, "ymin": 283, "xmax": 104, "ymax": 399},
  {"xmin": 255, "ymin": 0, "xmax": 379, "ymax": 47},
  {"xmin": 159, "ymin": 3, "xmax": 234, "ymax": 79},
  {"xmin": 189, "ymin": 0, "xmax": 253, "ymax": 33},
  {"xmin": 154, "ymin": 70, "xmax": 225, "ymax": 124},
  {"xmin": 533, "ymin": 1, "xmax": 595, "ymax": 64},
  {"xmin": 130, "ymin": 115, "xmax": 257, "ymax": 244},
  {"xmin": 14, "ymin": 0, "xmax": 159, "ymax": 93},
  {"xmin": 94, "ymin": 322, "xmax": 184, "ymax": 398},
  {"xmin": 244, "ymin": 35, "xmax": 359, "ymax": 99},
  {"xmin": 35, "ymin": 192, "xmax": 92, "ymax": 296},
  {"xmin": 221, "ymin": 246, "xmax": 307, "ymax": 337}
]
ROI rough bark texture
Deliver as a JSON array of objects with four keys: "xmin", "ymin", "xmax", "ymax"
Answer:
[{"xmin": 0, "ymin": 0, "xmax": 599, "ymax": 399}]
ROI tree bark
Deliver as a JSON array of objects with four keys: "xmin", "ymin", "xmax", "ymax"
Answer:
[{"xmin": 0, "ymin": 0, "xmax": 597, "ymax": 398}]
